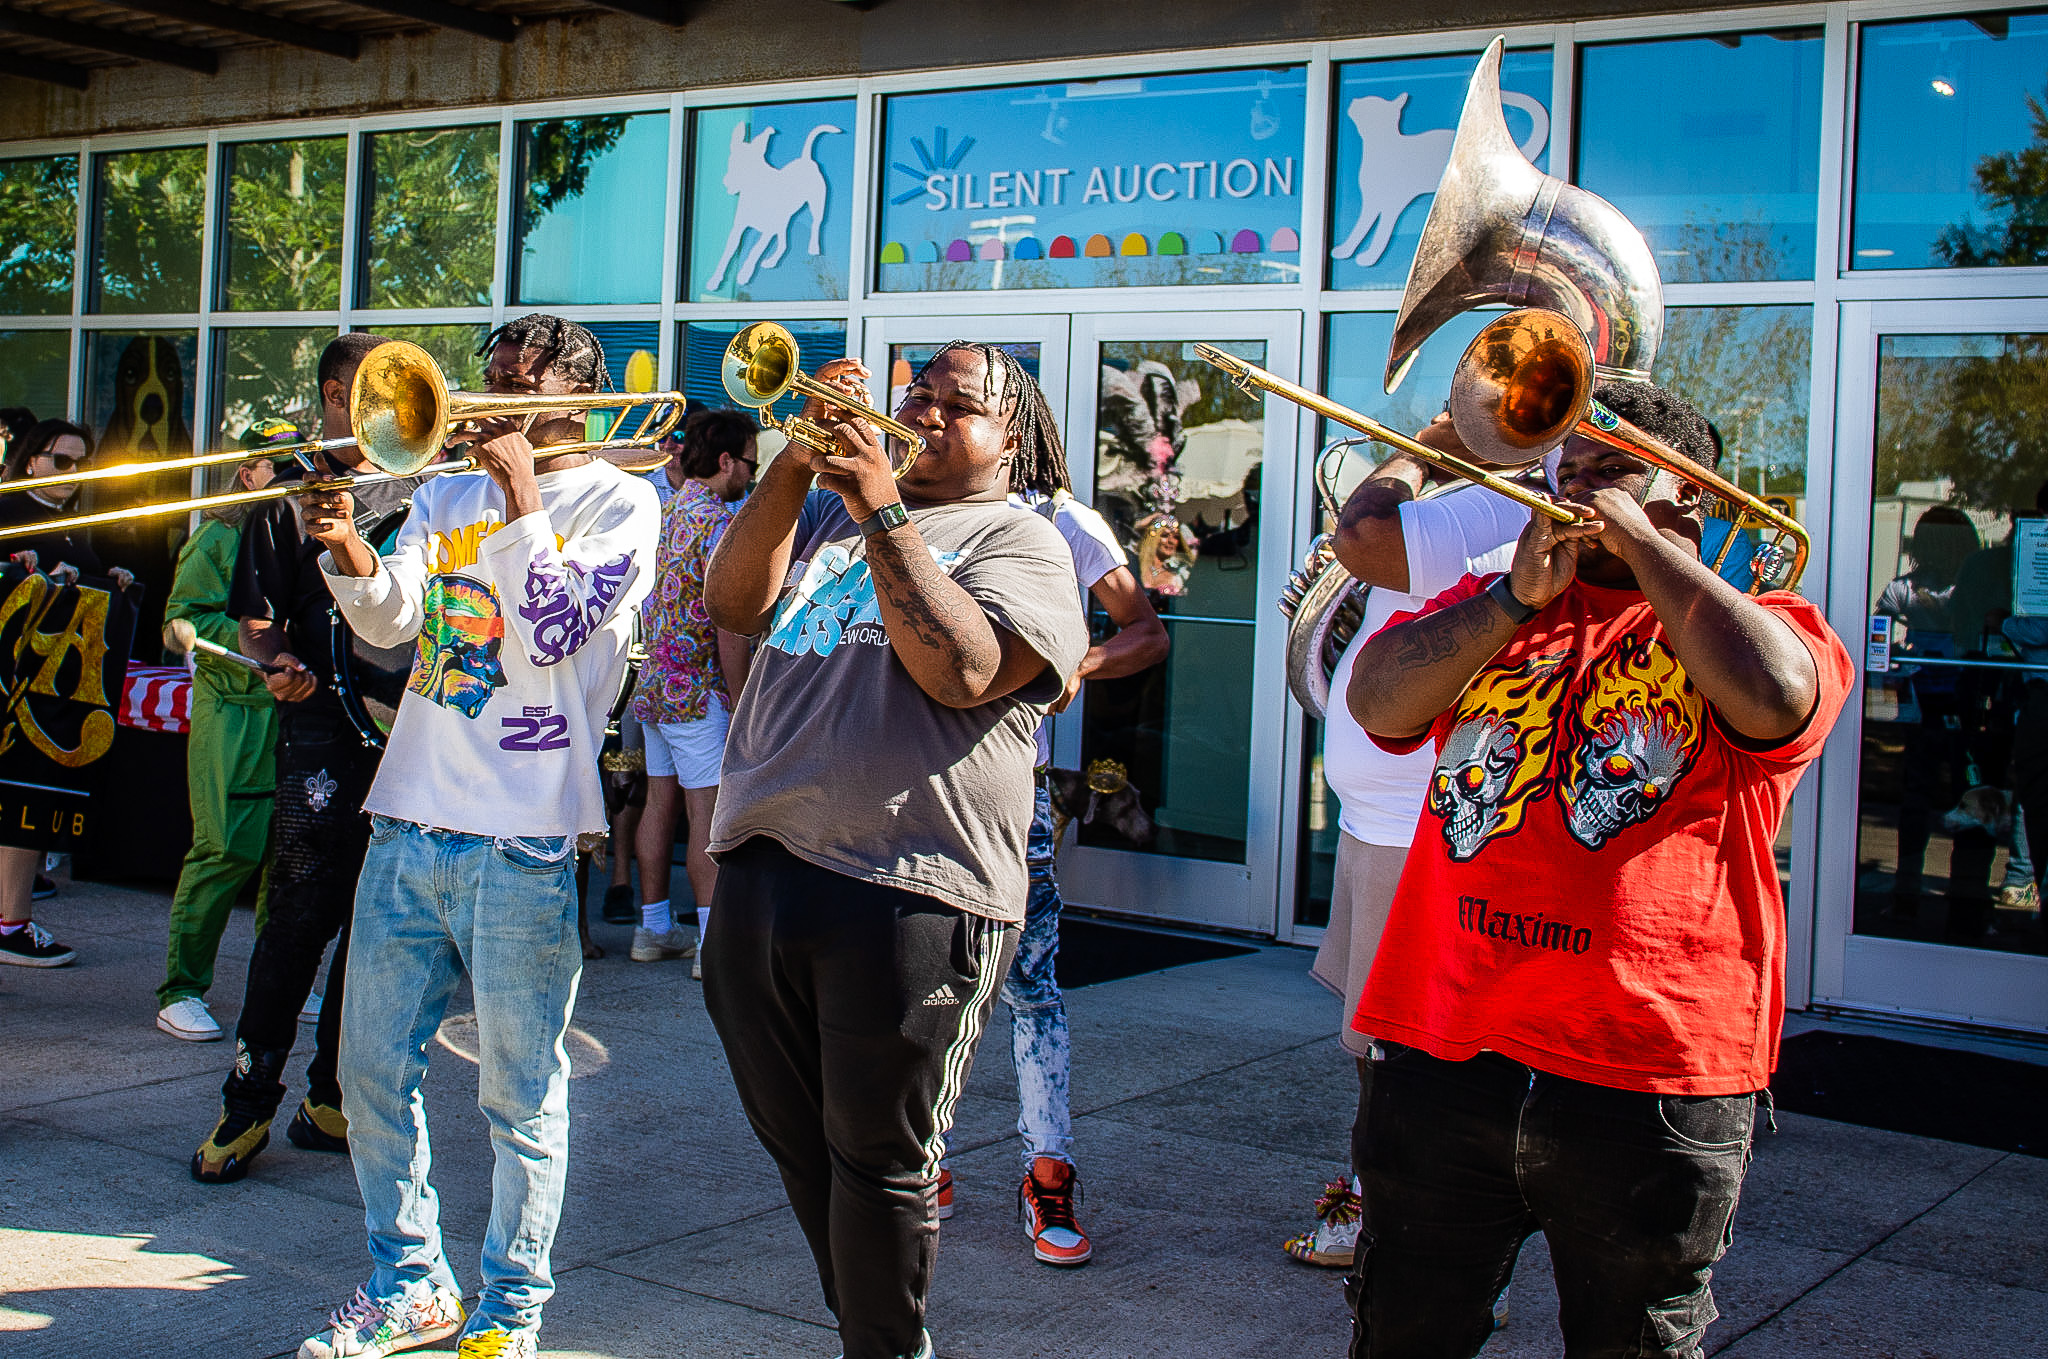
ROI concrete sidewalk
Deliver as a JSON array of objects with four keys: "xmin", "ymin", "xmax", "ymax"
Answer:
[{"xmin": 2, "ymin": 873, "xmax": 2043, "ymax": 1357}]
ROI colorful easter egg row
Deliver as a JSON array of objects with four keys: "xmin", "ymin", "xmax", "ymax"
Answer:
[{"xmin": 878, "ymin": 226, "xmax": 1301, "ymax": 265}]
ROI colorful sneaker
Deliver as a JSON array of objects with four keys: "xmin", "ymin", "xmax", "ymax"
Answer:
[
  {"xmin": 157, "ymin": 996, "xmax": 224, "ymax": 1042},
  {"xmin": 457, "ymin": 1327, "xmax": 538, "ymax": 1359},
  {"xmin": 935, "ymin": 1166, "xmax": 955, "ymax": 1220},
  {"xmin": 1283, "ymin": 1178, "xmax": 1362, "ymax": 1267},
  {"xmin": 0, "ymin": 920, "xmax": 75, "ymax": 967},
  {"xmin": 191, "ymin": 1109, "xmax": 271, "ymax": 1184},
  {"xmin": 630, "ymin": 924, "xmax": 696, "ymax": 962},
  {"xmin": 1018, "ymin": 1156, "xmax": 1091, "ymax": 1266},
  {"xmin": 287, "ymin": 1098, "xmax": 350, "ymax": 1152},
  {"xmin": 297, "ymin": 1283, "xmax": 465, "ymax": 1359}
]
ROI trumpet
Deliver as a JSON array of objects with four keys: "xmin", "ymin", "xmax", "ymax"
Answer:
[
  {"xmin": 0, "ymin": 341, "xmax": 681, "ymax": 543},
  {"xmin": 721, "ymin": 322, "xmax": 927, "ymax": 478}
]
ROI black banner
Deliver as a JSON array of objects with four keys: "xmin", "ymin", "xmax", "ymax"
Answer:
[{"xmin": 0, "ymin": 565, "xmax": 139, "ymax": 850}]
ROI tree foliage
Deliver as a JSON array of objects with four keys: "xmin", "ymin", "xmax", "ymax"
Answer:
[
  {"xmin": 95, "ymin": 147, "xmax": 205, "ymax": 313},
  {"xmin": 220, "ymin": 139, "xmax": 346, "ymax": 311},
  {"xmin": 0, "ymin": 156, "xmax": 78, "ymax": 315},
  {"xmin": 361, "ymin": 127, "xmax": 499, "ymax": 309},
  {"xmin": 1935, "ymin": 86, "xmax": 2048, "ymax": 269}
]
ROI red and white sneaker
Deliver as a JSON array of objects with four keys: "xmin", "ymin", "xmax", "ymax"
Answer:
[
  {"xmin": 1018, "ymin": 1156, "xmax": 1091, "ymax": 1266},
  {"xmin": 935, "ymin": 1166, "xmax": 955, "ymax": 1220}
]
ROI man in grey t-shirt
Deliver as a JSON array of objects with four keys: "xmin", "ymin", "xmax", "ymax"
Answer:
[{"xmin": 702, "ymin": 344, "xmax": 1086, "ymax": 1359}]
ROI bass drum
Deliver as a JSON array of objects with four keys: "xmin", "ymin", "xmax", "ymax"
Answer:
[{"xmin": 329, "ymin": 497, "xmax": 421, "ymax": 750}]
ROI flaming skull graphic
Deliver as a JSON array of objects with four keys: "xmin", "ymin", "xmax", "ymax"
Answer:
[
  {"xmin": 1560, "ymin": 636, "xmax": 1703, "ymax": 849},
  {"xmin": 1428, "ymin": 655, "xmax": 1569, "ymax": 861}
]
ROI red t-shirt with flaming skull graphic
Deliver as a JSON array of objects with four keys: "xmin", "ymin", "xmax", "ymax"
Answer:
[{"xmin": 1352, "ymin": 573, "xmax": 1852, "ymax": 1095}]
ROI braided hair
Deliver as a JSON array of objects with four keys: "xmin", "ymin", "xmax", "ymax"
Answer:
[
  {"xmin": 911, "ymin": 342, "xmax": 1069, "ymax": 495},
  {"xmin": 477, "ymin": 313, "xmax": 611, "ymax": 392}
]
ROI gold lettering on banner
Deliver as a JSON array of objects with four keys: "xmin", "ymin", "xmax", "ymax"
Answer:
[{"xmin": 0, "ymin": 576, "xmax": 118, "ymax": 768}]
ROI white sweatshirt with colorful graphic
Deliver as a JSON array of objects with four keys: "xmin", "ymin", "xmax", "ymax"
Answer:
[{"xmin": 320, "ymin": 459, "xmax": 660, "ymax": 838}]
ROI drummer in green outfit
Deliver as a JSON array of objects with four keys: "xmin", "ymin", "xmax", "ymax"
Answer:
[{"xmin": 154, "ymin": 418, "xmax": 294, "ymax": 1043}]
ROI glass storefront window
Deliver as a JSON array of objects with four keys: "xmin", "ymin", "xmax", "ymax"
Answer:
[
  {"xmin": 1327, "ymin": 49, "xmax": 1552, "ymax": 292},
  {"xmin": 1080, "ymin": 339, "xmax": 1266, "ymax": 864},
  {"xmin": 209, "ymin": 326, "xmax": 330, "ymax": 490},
  {"xmin": 877, "ymin": 68, "xmax": 1306, "ymax": 292},
  {"xmin": 679, "ymin": 320, "xmax": 846, "ymax": 422},
  {"xmin": 513, "ymin": 114, "xmax": 667, "ymax": 306},
  {"xmin": 357, "ymin": 126, "xmax": 498, "ymax": 309},
  {"xmin": 0, "ymin": 330, "xmax": 72, "ymax": 420},
  {"xmin": 1578, "ymin": 30, "xmax": 1823, "ymax": 282},
  {"xmin": 1858, "ymin": 331, "xmax": 2048, "ymax": 955},
  {"xmin": 0, "ymin": 156, "xmax": 79, "ymax": 316},
  {"xmin": 688, "ymin": 99, "xmax": 856, "ymax": 303},
  {"xmin": 1853, "ymin": 12, "xmax": 2048, "ymax": 269},
  {"xmin": 218, "ymin": 137, "xmax": 346, "ymax": 312},
  {"xmin": 569, "ymin": 320, "xmax": 661, "ymax": 444},
  {"xmin": 91, "ymin": 147, "xmax": 205, "ymax": 315},
  {"xmin": 83, "ymin": 329, "xmax": 197, "ymax": 459}
]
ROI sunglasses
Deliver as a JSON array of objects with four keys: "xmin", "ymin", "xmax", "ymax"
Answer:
[{"xmin": 40, "ymin": 451, "xmax": 91, "ymax": 473}]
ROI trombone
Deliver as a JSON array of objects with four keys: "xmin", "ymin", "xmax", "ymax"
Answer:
[
  {"xmin": 0, "ymin": 341, "xmax": 681, "ymax": 543},
  {"xmin": 721, "ymin": 322, "xmax": 927, "ymax": 478}
]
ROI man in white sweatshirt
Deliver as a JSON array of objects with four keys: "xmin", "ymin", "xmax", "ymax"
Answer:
[{"xmin": 292, "ymin": 315, "xmax": 660, "ymax": 1359}]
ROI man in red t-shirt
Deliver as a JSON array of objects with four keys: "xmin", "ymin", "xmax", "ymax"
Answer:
[{"xmin": 1342, "ymin": 380, "xmax": 1853, "ymax": 1359}]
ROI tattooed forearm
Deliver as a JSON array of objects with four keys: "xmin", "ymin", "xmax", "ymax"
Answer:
[
  {"xmin": 864, "ymin": 526, "xmax": 1004, "ymax": 704},
  {"xmin": 1349, "ymin": 594, "xmax": 1515, "ymax": 738}
]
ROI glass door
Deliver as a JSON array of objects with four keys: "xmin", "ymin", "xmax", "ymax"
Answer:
[
  {"xmin": 1050, "ymin": 313, "xmax": 1302, "ymax": 933},
  {"xmin": 1817, "ymin": 300, "xmax": 2048, "ymax": 1033}
]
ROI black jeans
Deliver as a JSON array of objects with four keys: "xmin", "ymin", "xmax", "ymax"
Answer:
[
  {"xmin": 1347, "ymin": 1044, "xmax": 1755, "ymax": 1359},
  {"xmin": 227, "ymin": 707, "xmax": 381, "ymax": 1113},
  {"xmin": 703, "ymin": 837, "xmax": 1017, "ymax": 1359}
]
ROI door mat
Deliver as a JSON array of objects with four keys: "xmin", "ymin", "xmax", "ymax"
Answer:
[
  {"xmin": 1057, "ymin": 917, "xmax": 1259, "ymax": 989},
  {"xmin": 1774, "ymin": 1031, "xmax": 2048, "ymax": 1157}
]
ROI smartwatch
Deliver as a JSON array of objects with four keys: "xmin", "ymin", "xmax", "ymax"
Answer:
[
  {"xmin": 1486, "ymin": 574, "xmax": 1538, "ymax": 625},
  {"xmin": 857, "ymin": 501, "xmax": 909, "ymax": 537}
]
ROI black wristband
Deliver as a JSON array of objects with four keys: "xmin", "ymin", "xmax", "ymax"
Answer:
[
  {"xmin": 857, "ymin": 501, "xmax": 908, "ymax": 537},
  {"xmin": 1487, "ymin": 574, "xmax": 1538, "ymax": 625}
]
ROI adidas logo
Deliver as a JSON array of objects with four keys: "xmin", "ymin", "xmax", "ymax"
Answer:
[{"xmin": 921, "ymin": 984, "xmax": 961, "ymax": 1007}]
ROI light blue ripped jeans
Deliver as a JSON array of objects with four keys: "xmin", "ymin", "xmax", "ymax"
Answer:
[
  {"xmin": 340, "ymin": 816, "xmax": 583, "ymax": 1339},
  {"xmin": 1003, "ymin": 783, "xmax": 1074, "ymax": 1173}
]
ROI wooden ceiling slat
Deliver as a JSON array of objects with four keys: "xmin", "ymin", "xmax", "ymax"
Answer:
[
  {"xmin": 0, "ymin": 44, "xmax": 90, "ymax": 85},
  {"xmin": 331, "ymin": 0, "xmax": 514, "ymax": 42},
  {"xmin": 92, "ymin": 0, "xmax": 360, "ymax": 57},
  {"xmin": 0, "ymin": 7, "xmax": 219, "ymax": 71}
]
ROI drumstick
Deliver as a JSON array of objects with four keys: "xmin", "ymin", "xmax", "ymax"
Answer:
[{"xmin": 165, "ymin": 618, "xmax": 291, "ymax": 677}]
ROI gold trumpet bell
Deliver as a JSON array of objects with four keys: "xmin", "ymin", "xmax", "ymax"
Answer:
[
  {"xmin": 720, "ymin": 321, "xmax": 926, "ymax": 478},
  {"xmin": 1386, "ymin": 37, "xmax": 1663, "ymax": 391},
  {"xmin": 350, "ymin": 341, "xmax": 451, "ymax": 476}
]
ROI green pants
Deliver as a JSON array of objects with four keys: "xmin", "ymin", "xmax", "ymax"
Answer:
[{"xmin": 158, "ymin": 686, "xmax": 278, "ymax": 1008}]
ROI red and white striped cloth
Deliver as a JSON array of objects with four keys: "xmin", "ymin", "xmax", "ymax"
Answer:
[{"xmin": 119, "ymin": 664, "xmax": 192, "ymax": 734}]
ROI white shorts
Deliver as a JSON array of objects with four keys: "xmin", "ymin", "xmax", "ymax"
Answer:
[{"xmin": 644, "ymin": 697, "xmax": 730, "ymax": 789}]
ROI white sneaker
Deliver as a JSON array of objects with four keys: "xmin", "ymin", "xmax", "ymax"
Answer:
[
  {"xmin": 157, "ymin": 997, "xmax": 223, "ymax": 1042},
  {"xmin": 630, "ymin": 925, "xmax": 697, "ymax": 963},
  {"xmin": 298, "ymin": 1283, "xmax": 464, "ymax": 1359},
  {"xmin": 300, "ymin": 992, "xmax": 322, "ymax": 1024}
]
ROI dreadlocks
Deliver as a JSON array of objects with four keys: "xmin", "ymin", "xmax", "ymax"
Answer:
[
  {"xmin": 477, "ymin": 313, "xmax": 612, "ymax": 392},
  {"xmin": 912, "ymin": 342, "xmax": 1070, "ymax": 495}
]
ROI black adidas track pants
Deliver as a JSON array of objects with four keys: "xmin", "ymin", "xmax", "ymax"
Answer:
[{"xmin": 703, "ymin": 836, "xmax": 1017, "ymax": 1359}]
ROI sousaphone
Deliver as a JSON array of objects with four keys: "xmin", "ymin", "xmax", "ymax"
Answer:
[{"xmin": 1281, "ymin": 37, "xmax": 1667, "ymax": 719}]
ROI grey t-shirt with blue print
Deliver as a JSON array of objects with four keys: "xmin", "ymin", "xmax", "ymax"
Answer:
[{"xmin": 710, "ymin": 490, "xmax": 1089, "ymax": 922}]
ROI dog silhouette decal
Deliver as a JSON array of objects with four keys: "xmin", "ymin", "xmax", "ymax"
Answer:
[
  {"xmin": 1330, "ymin": 90, "xmax": 1549, "ymax": 267},
  {"xmin": 706, "ymin": 121, "xmax": 844, "ymax": 291}
]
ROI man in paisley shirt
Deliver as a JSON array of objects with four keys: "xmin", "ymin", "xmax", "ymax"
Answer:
[{"xmin": 628, "ymin": 408, "xmax": 759, "ymax": 969}]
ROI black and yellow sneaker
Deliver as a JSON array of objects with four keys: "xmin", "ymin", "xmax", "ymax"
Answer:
[
  {"xmin": 286, "ymin": 1098, "xmax": 349, "ymax": 1153},
  {"xmin": 192, "ymin": 1109, "xmax": 271, "ymax": 1184}
]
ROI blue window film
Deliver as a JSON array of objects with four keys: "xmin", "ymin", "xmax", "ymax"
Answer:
[
  {"xmin": 1853, "ymin": 11, "xmax": 2048, "ymax": 269},
  {"xmin": 514, "ymin": 114, "xmax": 668, "ymax": 306},
  {"xmin": 1327, "ymin": 50, "xmax": 1552, "ymax": 292},
  {"xmin": 688, "ymin": 99, "xmax": 856, "ymax": 303},
  {"xmin": 569, "ymin": 321, "xmax": 661, "ymax": 442},
  {"xmin": 877, "ymin": 68, "xmax": 1305, "ymax": 292},
  {"xmin": 1577, "ymin": 30, "xmax": 1822, "ymax": 282}
]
